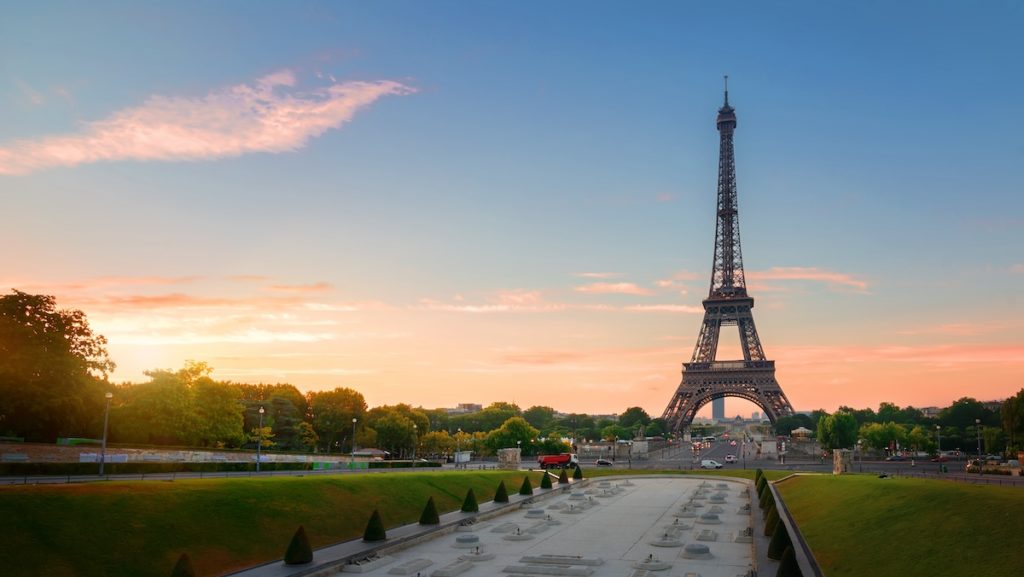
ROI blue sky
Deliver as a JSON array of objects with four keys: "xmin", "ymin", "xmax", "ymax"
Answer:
[{"xmin": 2, "ymin": 1, "xmax": 1022, "ymax": 416}]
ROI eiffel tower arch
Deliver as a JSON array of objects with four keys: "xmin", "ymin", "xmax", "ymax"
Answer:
[{"xmin": 662, "ymin": 79, "xmax": 795, "ymax": 433}]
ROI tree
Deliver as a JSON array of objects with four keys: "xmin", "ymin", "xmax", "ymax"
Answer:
[
  {"xmin": 818, "ymin": 411, "xmax": 857, "ymax": 450},
  {"xmin": 859, "ymin": 422, "xmax": 908, "ymax": 452},
  {"xmin": 773, "ymin": 414, "xmax": 815, "ymax": 437},
  {"xmin": 493, "ymin": 481, "xmax": 509, "ymax": 503},
  {"xmin": 419, "ymin": 496, "xmax": 440, "ymax": 524},
  {"xmin": 0, "ymin": 291, "xmax": 115, "ymax": 441},
  {"xmin": 283, "ymin": 526, "xmax": 313, "ymax": 565},
  {"xmin": 308, "ymin": 387, "xmax": 366, "ymax": 453},
  {"xmin": 461, "ymin": 488, "xmax": 479, "ymax": 512},
  {"xmin": 191, "ymin": 377, "xmax": 244, "ymax": 447},
  {"xmin": 363, "ymin": 510, "xmax": 386, "ymax": 541},
  {"xmin": 523, "ymin": 406, "xmax": 556, "ymax": 431},
  {"xmin": 618, "ymin": 407, "xmax": 651, "ymax": 430},
  {"xmin": 420, "ymin": 430, "xmax": 454, "ymax": 458},
  {"xmin": 372, "ymin": 412, "xmax": 416, "ymax": 457},
  {"xmin": 169, "ymin": 553, "xmax": 196, "ymax": 577},
  {"xmin": 485, "ymin": 417, "xmax": 539, "ymax": 454},
  {"xmin": 1001, "ymin": 389, "xmax": 1024, "ymax": 452},
  {"xmin": 519, "ymin": 475, "xmax": 534, "ymax": 495}
]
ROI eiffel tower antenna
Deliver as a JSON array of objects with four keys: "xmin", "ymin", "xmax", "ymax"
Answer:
[{"xmin": 661, "ymin": 84, "xmax": 795, "ymax": 432}]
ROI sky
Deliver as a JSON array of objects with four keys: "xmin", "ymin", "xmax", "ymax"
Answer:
[{"xmin": 2, "ymin": 1, "xmax": 1023, "ymax": 418}]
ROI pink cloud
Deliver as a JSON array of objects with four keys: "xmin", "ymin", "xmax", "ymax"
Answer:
[
  {"xmin": 746, "ymin": 267, "xmax": 868, "ymax": 292},
  {"xmin": 574, "ymin": 282, "xmax": 653, "ymax": 296},
  {"xmin": 0, "ymin": 71, "xmax": 414, "ymax": 175},
  {"xmin": 265, "ymin": 282, "xmax": 333, "ymax": 293},
  {"xmin": 622, "ymin": 304, "xmax": 703, "ymax": 314},
  {"xmin": 896, "ymin": 322, "xmax": 1006, "ymax": 337},
  {"xmin": 1012, "ymin": 264, "xmax": 1024, "ymax": 274},
  {"xmin": 575, "ymin": 272, "xmax": 620, "ymax": 279}
]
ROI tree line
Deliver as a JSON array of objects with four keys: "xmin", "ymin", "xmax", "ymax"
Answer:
[{"xmin": 3, "ymin": 290, "xmax": 1022, "ymax": 459}]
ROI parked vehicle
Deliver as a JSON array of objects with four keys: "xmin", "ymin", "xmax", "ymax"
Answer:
[
  {"xmin": 885, "ymin": 455, "xmax": 906, "ymax": 461},
  {"xmin": 537, "ymin": 453, "xmax": 579, "ymax": 469},
  {"xmin": 700, "ymin": 459, "xmax": 723, "ymax": 469},
  {"xmin": 724, "ymin": 454, "xmax": 737, "ymax": 463}
]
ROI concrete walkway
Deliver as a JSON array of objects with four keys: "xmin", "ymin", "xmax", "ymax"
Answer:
[{"xmin": 229, "ymin": 474, "xmax": 763, "ymax": 577}]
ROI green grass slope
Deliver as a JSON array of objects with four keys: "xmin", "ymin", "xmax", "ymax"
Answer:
[
  {"xmin": 777, "ymin": 474, "xmax": 1024, "ymax": 577},
  {"xmin": 0, "ymin": 470, "xmax": 543, "ymax": 577}
]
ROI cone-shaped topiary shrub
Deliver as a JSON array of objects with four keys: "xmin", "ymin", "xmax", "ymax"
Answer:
[
  {"xmin": 572, "ymin": 464, "xmax": 583, "ymax": 480},
  {"xmin": 419, "ymin": 496, "xmax": 440, "ymax": 524},
  {"xmin": 755, "ymin": 468, "xmax": 764, "ymax": 484},
  {"xmin": 169, "ymin": 553, "xmax": 196, "ymax": 577},
  {"xmin": 776, "ymin": 545, "xmax": 802, "ymax": 577},
  {"xmin": 284, "ymin": 525, "xmax": 313, "ymax": 565},
  {"xmin": 756, "ymin": 474, "xmax": 768, "ymax": 495},
  {"xmin": 759, "ymin": 487, "xmax": 771, "ymax": 509},
  {"xmin": 363, "ymin": 509, "xmax": 387, "ymax": 542},
  {"xmin": 461, "ymin": 488, "xmax": 479, "ymax": 512},
  {"xmin": 767, "ymin": 522, "xmax": 792, "ymax": 560},
  {"xmin": 764, "ymin": 503, "xmax": 780, "ymax": 536},
  {"xmin": 558, "ymin": 468, "xmax": 570, "ymax": 484},
  {"xmin": 494, "ymin": 481, "xmax": 509, "ymax": 503},
  {"xmin": 540, "ymin": 472, "xmax": 553, "ymax": 489},
  {"xmin": 519, "ymin": 475, "xmax": 534, "ymax": 495}
]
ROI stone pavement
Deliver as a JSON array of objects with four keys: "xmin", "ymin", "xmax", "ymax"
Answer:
[{"xmin": 229, "ymin": 475, "xmax": 767, "ymax": 577}]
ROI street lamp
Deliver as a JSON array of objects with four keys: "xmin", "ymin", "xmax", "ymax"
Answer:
[
  {"xmin": 935, "ymin": 425, "xmax": 941, "ymax": 455},
  {"xmin": 456, "ymin": 428, "xmax": 462, "ymax": 468},
  {"xmin": 975, "ymin": 418, "xmax": 982, "ymax": 460},
  {"xmin": 351, "ymin": 418, "xmax": 358, "ymax": 464},
  {"xmin": 99, "ymin": 392, "xmax": 113, "ymax": 476},
  {"xmin": 412, "ymin": 423, "xmax": 418, "ymax": 462},
  {"xmin": 256, "ymin": 406, "xmax": 265, "ymax": 473}
]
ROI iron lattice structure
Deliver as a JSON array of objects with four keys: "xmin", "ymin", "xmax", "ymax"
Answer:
[{"xmin": 662, "ymin": 82, "xmax": 795, "ymax": 432}]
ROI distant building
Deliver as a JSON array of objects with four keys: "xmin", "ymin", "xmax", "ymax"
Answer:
[
  {"xmin": 446, "ymin": 403, "xmax": 482, "ymax": 415},
  {"xmin": 752, "ymin": 411, "xmax": 760, "ymax": 421},
  {"xmin": 712, "ymin": 398, "xmax": 725, "ymax": 421},
  {"xmin": 921, "ymin": 407, "xmax": 941, "ymax": 418}
]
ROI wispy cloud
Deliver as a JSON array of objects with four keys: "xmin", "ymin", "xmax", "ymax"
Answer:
[
  {"xmin": 1011, "ymin": 264, "xmax": 1024, "ymax": 274},
  {"xmin": 574, "ymin": 282, "xmax": 653, "ymax": 296},
  {"xmin": 622, "ymin": 304, "xmax": 703, "ymax": 314},
  {"xmin": 747, "ymin": 267, "xmax": 868, "ymax": 292},
  {"xmin": 265, "ymin": 281, "xmax": 333, "ymax": 293},
  {"xmin": 896, "ymin": 322, "xmax": 1007, "ymax": 337},
  {"xmin": 0, "ymin": 71, "xmax": 414, "ymax": 175},
  {"xmin": 574, "ymin": 272, "xmax": 620, "ymax": 279}
]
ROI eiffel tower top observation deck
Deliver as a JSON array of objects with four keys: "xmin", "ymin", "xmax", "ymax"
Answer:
[{"xmin": 661, "ymin": 79, "xmax": 795, "ymax": 431}]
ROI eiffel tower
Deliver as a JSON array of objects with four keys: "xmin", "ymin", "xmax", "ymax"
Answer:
[{"xmin": 662, "ymin": 80, "xmax": 795, "ymax": 432}]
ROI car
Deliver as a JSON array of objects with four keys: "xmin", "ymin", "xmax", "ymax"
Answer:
[
  {"xmin": 700, "ymin": 459, "xmax": 723, "ymax": 469},
  {"xmin": 724, "ymin": 454, "xmax": 737, "ymax": 463},
  {"xmin": 729, "ymin": 440, "xmax": 737, "ymax": 446},
  {"xmin": 885, "ymin": 455, "xmax": 906, "ymax": 461},
  {"xmin": 930, "ymin": 455, "xmax": 949, "ymax": 462},
  {"xmin": 595, "ymin": 458, "xmax": 613, "ymax": 467}
]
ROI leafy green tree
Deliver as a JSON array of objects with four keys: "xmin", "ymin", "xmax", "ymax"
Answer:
[
  {"xmin": 1000, "ymin": 389, "xmax": 1024, "ymax": 452},
  {"xmin": 191, "ymin": 377, "xmax": 244, "ymax": 447},
  {"xmin": 645, "ymin": 418, "xmax": 667, "ymax": 438},
  {"xmin": 424, "ymin": 408, "xmax": 450, "ymax": 433},
  {"xmin": 450, "ymin": 402, "xmax": 521, "ymax": 433},
  {"xmin": 373, "ymin": 412, "xmax": 416, "ymax": 457},
  {"xmin": 618, "ymin": 407, "xmax": 651, "ymax": 429},
  {"xmin": 0, "ymin": 291, "xmax": 115, "ymax": 441},
  {"xmin": 941, "ymin": 397, "xmax": 999, "ymax": 429},
  {"xmin": 600, "ymin": 424, "xmax": 632, "ymax": 441},
  {"xmin": 113, "ymin": 370, "xmax": 195, "ymax": 445},
  {"xmin": 485, "ymin": 417, "xmax": 539, "ymax": 454},
  {"xmin": 308, "ymin": 387, "xmax": 366, "ymax": 453},
  {"xmin": 859, "ymin": 422, "xmax": 908, "ymax": 452},
  {"xmin": 420, "ymin": 430, "xmax": 454, "ymax": 458},
  {"xmin": 837, "ymin": 405, "xmax": 876, "ymax": 427},
  {"xmin": 773, "ymin": 414, "xmax": 815, "ymax": 436},
  {"xmin": 523, "ymin": 406, "xmax": 556, "ymax": 431},
  {"xmin": 818, "ymin": 411, "xmax": 857, "ymax": 450}
]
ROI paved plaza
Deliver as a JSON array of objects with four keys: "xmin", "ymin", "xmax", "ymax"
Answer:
[{"xmin": 255, "ymin": 476, "xmax": 761, "ymax": 577}]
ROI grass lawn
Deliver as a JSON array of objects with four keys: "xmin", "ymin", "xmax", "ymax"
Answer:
[
  {"xmin": 777, "ymin": 474, "xmax": 1024, "ymax": 577},
  {"xmin": 0, "ymin": 470, "xmax": 545, "ymax": 577}
]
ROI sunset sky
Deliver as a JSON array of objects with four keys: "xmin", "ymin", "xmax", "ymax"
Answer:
[{"xmin": 2, "ymin": 1, "xmax": 1022, "ymax": 418}]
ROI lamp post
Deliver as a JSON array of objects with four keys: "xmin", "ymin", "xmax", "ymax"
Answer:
[
  {"xmin": 256, "ymin": 406, "xmax": 265, "ymax": 473},
  {"xmin": 857, "ymin": 439, "xmax": 863, "ymax": 472},
  {"xmin": 456, "ymin": 427, "xmax": 462, "ymax": 468},
  {"xmin": 351, "ymin": 418, "xmax": 358, "ymax": 465},
  {"xmin": 99, "ymin": 392, "xmax": 113, "ymax": 476},
  {"xmin": 975, "ymin": 418, "xmax": 982, "ymax": 460},
  {"xmin": 412, "ymin": 423, "xmax": 418, "ymax": 462},
  {"xmin": 935, "ymin": 425, "xmax": 941, "ymax": 455}
]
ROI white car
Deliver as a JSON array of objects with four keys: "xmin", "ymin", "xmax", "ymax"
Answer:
[
  {"xmin": 700, "ymin": 459, "xmax": 723, "ymax": 469},
  {"xmin": 724, "ymin": 454, "xmax": 737, "ymax": 463}
]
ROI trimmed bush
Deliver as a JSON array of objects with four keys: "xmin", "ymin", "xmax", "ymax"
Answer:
[
  {"xmin": 759, "ymin": 487, "xmax": 771, "ymax": 510},
  {"xmin": 363, "ymin": 509, "xmax": 387, "ymax": 542},
  {"xmin": 558, "ymin": 468, "xmax": 569, "ymax": 484},
  {"xmin": 540, "ymin": 472, "xmax": 553, "ymax": 489},
  {"xmin": 519, "ymin": 475, "xmax": 534, "ymax": 495},
  {"xmin": 767, "ymin": 522, "xmax": 793, "ymax": 560},
  {"xmin": 419, "ymin": 496, "xmax": 440, "ymax": 525},
  {"xmin": 284, "ymin": 525, "xmax": 313, "ymax": 565},
  {"xmin": 169, "ymin": 553, "xmax": 196, "ymax": 577},
  {"xmin": 754, "ymin": 468, "xmax": 764, "ymax": 484},
  {"xmin": 461, "ymin": 488, "xmax": 479, "ymax": 512},
  {"xmin": 764, "ymin": 503, "xmax": 780, "ymax": 536},
  {"xmin": 756, "ymin": 474, "xmax": 768, "ymax": 495},
  {"xmin": 572, "ymin": 465, "xmax": 583, "ymax": 480},
  {"xmin": 493, "ymin": 481, "xmax": 509, "ymax": 503},
  {"xmin": 776, "ymin": 545, "xmax": 801, "ymax": 577}
]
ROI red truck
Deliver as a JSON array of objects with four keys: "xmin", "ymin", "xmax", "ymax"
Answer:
[{"xmin": 537, "ymin": 453, "xmax": 579, "ymax": 469}]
